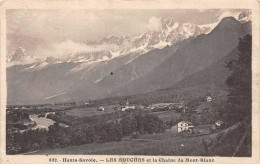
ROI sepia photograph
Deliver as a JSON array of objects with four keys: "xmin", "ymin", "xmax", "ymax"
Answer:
[{"xmin": 0, "ymin": 0, "xmax": 259, "ymax": 164}]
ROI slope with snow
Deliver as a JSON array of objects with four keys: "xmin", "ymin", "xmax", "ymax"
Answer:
[
  {"xmin": 6, "ymin": 11, "xmax": 252, "ymax": 105},
  {"xmin": 7, "ymin": 18, "xmax": 215, "ymax": 69},
  {"xmin": 7, "ymin": 47, "xmax": 39, "ymax": 67}
]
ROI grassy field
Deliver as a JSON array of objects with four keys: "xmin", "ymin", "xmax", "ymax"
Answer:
[
  {"xmin": 65, "ymin": 105, "xmax": 119, "ymax": 117},
  {"xmin": 28, "ymin": 123, "xmax": 249, "ymax": 156},
  {"xmin": 154, "ymin": 111, "xmax": 181, "ymax": 122},
  {"xmin": 65, "ymin": 105, "xmax": 181, "ymax": 121},
  {"xmin": 29, "ymin": 132, "xmax": 205, "ymax": 155}
]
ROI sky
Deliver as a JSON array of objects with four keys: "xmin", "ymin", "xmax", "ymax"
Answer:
[{"xmin": 7, "ymin": 9, "xmax": 245, "ymax": 59}]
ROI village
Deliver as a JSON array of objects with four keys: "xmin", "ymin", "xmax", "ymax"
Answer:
[
  {"xmin": 97, "ymin": 95, "xmax": 223, "ymax": 136},
  {"xmin": 7, "ymin": 94, "xmax": 224, "ymax": 139},
  {"xmin": 7, "ymin": 88, "xmax": 248, "ymax": 157}
]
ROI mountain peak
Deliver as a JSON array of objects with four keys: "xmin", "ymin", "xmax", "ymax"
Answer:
[
  {"xmin": 211, "ymin": 16, "xmax": 241, "ymax": 33},
  {"xmin": 219, "ymin": 17, "xmax": 240, "ymax": 25},
  {"xmin": 8, "ymin": 47, "xmax": 29, "ymax": 62},
  {"xmin": 7, "ymin": 47, "xmax": 38, "ymax": 66}
]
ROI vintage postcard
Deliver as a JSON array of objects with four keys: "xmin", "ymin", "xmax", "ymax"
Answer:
[{"xmin": 0, "ymin": 0, "xmax": 259, "ymax": 164}]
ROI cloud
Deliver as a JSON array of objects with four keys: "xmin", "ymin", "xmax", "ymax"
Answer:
[
  {"xmin": 147, "ymin": 16, "xmax": 161, "ymax": 32},
  {"xmin": 38, "ymin": 39, "xmax": 120, "ymax": 60},
  {"xmin": 217, "ymin": 11, "xmax": 240, "ymax": 22},
  {"xmin": 7, "ymin": 56, "xmax": 37, "ymax": 67},
  {"xmin": 7, "ymin": 9, "xmax": 245, "ymax": 59}
]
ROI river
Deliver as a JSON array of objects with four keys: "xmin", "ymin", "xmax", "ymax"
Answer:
[{"xmin": 29, "ymin": 112, "xmax": 55, "ymax": 130}]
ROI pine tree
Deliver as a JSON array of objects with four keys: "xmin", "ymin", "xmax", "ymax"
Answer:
[{"xmin": 224, "ymin": 34, "xmax": 252, "ymax": 124}]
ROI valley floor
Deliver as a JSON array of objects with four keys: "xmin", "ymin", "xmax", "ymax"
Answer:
[
  {"xmin": 27, "ymin": 132, "xmax": 205, "ymax": 155},
  {"xmin": 27, "ymin": 123, "xmax": 250, "ymax": 156}
]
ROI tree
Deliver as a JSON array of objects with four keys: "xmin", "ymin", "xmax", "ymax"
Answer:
[
  {"xmin": 224, "ymin": 34, "xmax": 252, "ymax": 124},
  {"xmin": 135, "ymin": 114, "xmax": 165, "ymax": 134},
  {"xmin": 69, "ymin": 124, "xmax": 95, "ymax": 145},
  {"xmin": 6, "ymin": 129, "xmax": 22, "ymax": 154},
  {"xmin": 105, "ymin": 122, "xmax": 123, "ymax": 142},
  {"xmin": 144, "ymin": 114, "xmax": 165, "ymax": 134},
  {"xmin": 120, "ymin": 115, "xmax": 137, "ymax": 136},
  {"xmin": 97, "ymin": 129, "xmax": 108, "ymax": 143}
]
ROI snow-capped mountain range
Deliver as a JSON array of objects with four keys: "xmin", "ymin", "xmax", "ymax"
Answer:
[
  {"xmin": 7, "ymin": 11, "xmax": 251, "ymax": 70},
  {"xmin": 6, "ymin": 11, "xmax": 252, "ymax": 104},
  {"xmin": 7, "ymin": 18, "xmax": 214, "ymax": 67},
  {"xmin": 7, "ymin": 47, "xmax": 40, "ymax": 67}
]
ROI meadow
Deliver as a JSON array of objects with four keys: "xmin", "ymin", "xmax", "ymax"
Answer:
[
  {"xmin": 28, "ymin": 132, "xmax": 204, "ymax": 155},
  {"xmin": 28, "ymin": 122, "xmax": 249, "ymax": 156},
  {"xmin": 65, "ymin": 105, "xmax": 119, "ymax": 117}
]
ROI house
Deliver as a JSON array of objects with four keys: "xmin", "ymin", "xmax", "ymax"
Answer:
[
  {"xmin": 177, "ymin": 121, "xmax": 194, "ymax": 132},
  {"xmin": 97, "ymin": 106, "xmax": 105, "ymax": 111},
  {"xmin": 121, "ymin": 105, "xmax": 135, "ymax": 111},
  {"xmin": 215, "ymin": 120, "xmax": 223, "ymax": 127},
  {"xmin": 121, "ymin": 98, "xmax": 135, "ymax": 111},
  {"xmin": 206, "ymin": 96, "xmax": 213, "ymax": 102}
]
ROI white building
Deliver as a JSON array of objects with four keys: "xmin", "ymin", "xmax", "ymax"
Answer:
[
  {"xmin": 121, "ymin": 105, "xmax": 135, "ymax": 111},
  {"xmin": 97, "ymin": 106, "xmax": 105, "ymax": 111},
  {"xmin": 206, "ymin": 96, "xmax": 213, "ymax": 102},
  {"xmin": 215, "ymin": 120, "xmax": 223, "ymax": 127},
  {"xmin": 177, "ymin": 121, "xmax": 194, "ymax": 132}
]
